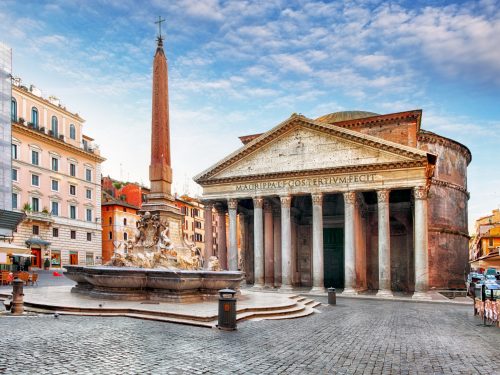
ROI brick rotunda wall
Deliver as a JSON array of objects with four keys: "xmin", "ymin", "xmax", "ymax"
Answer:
[{"xmin": 418, "ymin": 131, "xmax": 471, "ymax": 289}]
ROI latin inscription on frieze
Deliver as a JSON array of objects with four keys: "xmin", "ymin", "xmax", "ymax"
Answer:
[{"xmin": 235, "ymin": 173, "xmax": 376, "ymax": 191}]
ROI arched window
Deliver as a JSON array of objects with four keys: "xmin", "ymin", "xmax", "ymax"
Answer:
[
  {"xmin": 123, "ymin": 218, "xmax": 127, "ymax": 226},
  {"xmin": 109, "ymin": 217, "xmax": 112, "ymax": 225},
  {"xmin": 51, "ymin": 116, "xmax": 58, "ymax": 136},
  {"xmin": 11, "ymin": 98, "xmax": 17, "ymax": 121},
  {"xmin": 31, "ymin": 107, "xmax": 38, "ymax": 127},
  {"xmin": 124, "ymin": 232, "xmax": 128, "ymax": 241},
  {"xmin": 69, "ymin": 124, "xmax": 76, "ymax": 140}
]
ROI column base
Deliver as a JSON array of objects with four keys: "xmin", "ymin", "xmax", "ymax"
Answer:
[
  {"xmin": 264, "ymin": 283, "xmax": 275, "ymax": 289},
  {"xmin": 341, "ymin": 287, "xmax": 358, "ymax": 296},
  {"xmin": 279, "ymin": 285, "xmax": 294, "ymax": 293},
  {"xmin": 309, "ymin": 286, "xmax": 327, "ymax": 294},
  {"xmin": 375, "ymin": 289, "xmax": 394, "ymax": 298},
  {"xmin": 251, "ymin": 283, "xmax": 265, "ymax": 291},
  {"xmin": 412, "ymin": 291, "xmax": 432, "ymax": 300}
]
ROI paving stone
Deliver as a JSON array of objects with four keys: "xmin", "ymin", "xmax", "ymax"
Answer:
[{"xmin": 0, "ymin": 297, "xmax": 499, "ymax": 374}]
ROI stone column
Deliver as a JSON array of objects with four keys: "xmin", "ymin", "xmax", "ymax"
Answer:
[
  {"xmin": 228, "ymin": 198, "xmax": 238, "ymax": 271},
  {"xmin": 311, "ymin": 193, "xmax": 325, "ymax": 293},
  {"xmin": 343, "ymin": 191, "xmax": 357, "ymax": 295},
  {"xmin": 239, "ymin": 213, "xmax": 247, "ymax": 275},
  {"xmin": 216, "ymin": 203, "xmax": 227, "ymax": 270},
  {"xmin": 273, "ymin": 208, "xmax": 282, "ymax": 287},
  {"xmin": 413, "ymin": 186, "xmax": 429, "ymax": 299},
  {"xmin": 264, "ymin": 200, "xmax": 274, "ymax": 288},
  {"xmin": 253, "ymin": 197, "xmax": 264, "ymax": 288},
  {"xmin": 279, "ymin": 195, "xmax": 293, "ymax": 291},
  {"xmin": 203, "ymin": 202, "xmax": 214, "ymax": 264},
  {"xmin": 376, "ymin": 189, "xmax": 393, "ymax": 297}
]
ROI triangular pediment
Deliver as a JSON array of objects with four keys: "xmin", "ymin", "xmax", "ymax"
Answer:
[{"xmin": 195, "ymin": 115, "xmax": 429, "ymax": 184}]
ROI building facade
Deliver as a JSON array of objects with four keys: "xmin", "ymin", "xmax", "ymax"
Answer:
[
  {"xmin": 174, "ymin": 196, "xmax": 205, "ymax": 252},
  {"xmin": 469, "ymin": 209, "xmax": 500, "ymax": 270},
  {"xmin": 11, "ymin": 81, "xmax": 105, "ymax": 268},
  {"xmin": 101, "ymin": 192, "xmax": 140, "ymax": 263},
  {"xmin": 195, "ymin": 110, "xmax": 471, "ymax": 296}
]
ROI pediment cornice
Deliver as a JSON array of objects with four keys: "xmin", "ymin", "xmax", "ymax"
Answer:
[{"xmin": 195, "ymin": 114, "xmax": 431, "ymax": 185}]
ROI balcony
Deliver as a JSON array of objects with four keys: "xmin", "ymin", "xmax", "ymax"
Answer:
[{"xmin": 24, "ymin": 211, "xmax": 54, "ymax": 224}]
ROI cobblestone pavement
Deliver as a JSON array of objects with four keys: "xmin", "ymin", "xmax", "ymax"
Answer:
[{"xmin": 0, "ymin": 297, "xmax": 499, "ymax": 374}]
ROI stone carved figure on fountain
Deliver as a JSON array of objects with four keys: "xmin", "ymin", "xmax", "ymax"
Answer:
[{"xmin": 107, "ymin": 211, "xmax": 205, "ymax": 270}]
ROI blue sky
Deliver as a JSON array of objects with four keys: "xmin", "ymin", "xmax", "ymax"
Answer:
[{"xmin": 1, "ymin": 0, "xmax": 499, "ymax": 230}]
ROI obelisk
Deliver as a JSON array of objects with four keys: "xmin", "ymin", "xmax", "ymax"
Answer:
[{"xmin": 141, "ymin": 18, "xmax": 184, "ymax": 247}]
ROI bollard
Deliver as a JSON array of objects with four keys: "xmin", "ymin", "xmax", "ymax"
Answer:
[
  {"xmin": 11, "ymin": 277, "xmax": 24, "ymax": 315},
  {"xmin": 217, "ymin": 288, "xmax": 237, "ymax": 331},
  {"xmin": 328, "ymin": 287, "xmax": 336, "ymax": 305}
]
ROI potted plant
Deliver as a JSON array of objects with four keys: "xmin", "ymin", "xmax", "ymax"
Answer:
[
  {"xmin": 42, "ymin": 207, "xmax": 50, "ymax": 215},
  {"xmin": 18, "ymin": 117, "xmax": 25, "ymax": 125},
  {"xmin": 22, "ymin": 203, "xmax": 32, "ymax": 213},
  {"xmin": 44, "ymin": 258, "xmax": 50, "ymax": 270}
]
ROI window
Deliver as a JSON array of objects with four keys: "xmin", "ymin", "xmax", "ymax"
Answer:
[
  {"xmin": 87, "ymin": 232, "xmax": 92, "ymax": 241},
  {"xmin": 31, "ymin": 174, "xmax": 40, "ymax": 187},
  {"xmin": 12, "ymin": 193, "xmax": 18, "ymax": 209},
  {"xmin": 86, "ymin": 189, "xmax": 92, "ymax": 200},
  {"xmin": 70, "ymin": 124, "xmax": 76, "ymax": 140},
  {"xmin": 51, "ymin": 116, "xmax": 58, "ymax": 136},
  {"xmin": 51, "ymin": 179, "xmax": 59, "ymax": 191},
  {"xmin": 31, "ymin": 107, "xmax": 38, "ymax": 127},
  {"xmin": 12, "ymin": 169, "xmax": 18, "ymax": 182},
  {"xmin": 70, "ymin": 205, "xmax": 76, "ymax": 219},
  {"xmin": 70, "ymin": 230, "xmax": 76, "ymax": 239},
  {"xmin": 86, "ymin": 209, "xmax": 92, "ymax": 222},
  {"xmin": 52, "ymin": 228, "xmax": 59, "ymax": 237},
  {"xmin": 195, "ymin": 221, "xmax": 202, "ymax": 229},
  {"xmin": 124, "ymin": 218, "xmax": 127, "ymax": 226},
  {"xmin": 108, "ymin": 231, "xmax": 113, "ymax": 240},
  {"xmin": 124, "ymin": 232, "xmax": 128, "ymax": 241},
  {"xmin": 31, "ymin": 150, "xmax": 39, "ymax": 165},
  {"xmin": 69, "ymin": 185, "xmax": 76, "ymax": 196},
  {"xmin": 11, "ymin": 144, "xmax": 17, "ymax": 159},
  {"xmin": 489, "ymin": 238, "xmax": 494, "ymax": 247},
  {"xmin": 51, "ymin": 157, "xmax": 59, "ymax": 171},
  {"xmin": 11, "ymin": 97, "xmax": 17, "ymax": 121},
  {"xmin": 85, "ymin": 168, "xmax": 92, "ymax": 182},
  {"xmin": 32, "ymin": 197, "xmax": 39, "ymax": 212},
  {"xmin": 32, "ymin": 225, "xmax": 39, "ymax": 235},
  {"xmin": 51, "ymin": 201, "xmax": 59, "ymax": 216},
  {"xmin": 69, "ymin": 163, "xmax": 76, "ymax": 177},
  {"xmin": 109, "ymin": 217, "xmax": 112, "ymax": 225}
]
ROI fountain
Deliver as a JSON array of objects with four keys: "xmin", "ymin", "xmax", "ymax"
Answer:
[{"xmin": 64, "ymin": 26, "xmax": 243, "ymax": 302}]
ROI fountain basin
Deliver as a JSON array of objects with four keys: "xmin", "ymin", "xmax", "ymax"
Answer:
[{"xmin": 64, "ymin": 266, "xmax": 244, "ymax": 302}]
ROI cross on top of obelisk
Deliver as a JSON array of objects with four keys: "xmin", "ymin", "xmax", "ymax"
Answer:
[{"xmin": 155, "ymin": 16, "xmax": 165, "ymax": 41}]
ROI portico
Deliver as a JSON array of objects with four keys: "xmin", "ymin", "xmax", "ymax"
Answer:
[{"xmin": 195, "ymin": 113, "xmax": 437, "ymax": 297}]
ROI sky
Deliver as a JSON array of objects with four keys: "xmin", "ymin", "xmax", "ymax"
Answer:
[{"xmin": 0, "ymin": 0, "xmax": 499, "ymax": 231}]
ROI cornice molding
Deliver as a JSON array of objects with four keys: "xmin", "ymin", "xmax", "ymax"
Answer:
[
  {"xmin": 198, "ymin": 160, "xmax": 426, "ymax": 186},
  {"xmin": 418, "ymin": 131, "xmax": 471, "ymax": 165},
  {"xmin": 13, "ymin": 122, "xmax": 105, "ymax": 163}
]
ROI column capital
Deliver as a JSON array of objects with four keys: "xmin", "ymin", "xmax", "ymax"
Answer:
[
  {"xmin": 202, "ymin": 200, "xmax": 214, "ymax": 210},
  {"xmin": 214, "ymin": 202, "xmax": 226, "ymax": 214},
  {"xmin": 413, "ymin": 186, "xmax": 428, "ymax": 200},
  {"xmin": 344, "ymin": 191, "xmax": 356, "ymax": 204},
  {"xmin": 228, "ymin": 198, "xmax": 238, "ymax": 210},
  {"xmin": 280, "ymin": 195, "xmax": 292, "ymax": 208},
  {"xmin": 377, "ymin": 189, "xmax": 390, "ymax": 203},
  {"xmin": 253, "ymin": 197, "xmax": 264, "ymax": 209},
  {"xmin": 311, "ymin": 192, "xmax": 323, "ymax": 206}
]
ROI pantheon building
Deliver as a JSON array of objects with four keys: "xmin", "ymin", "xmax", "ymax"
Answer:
[{"xmin": 195, "ymin": 110, "xmax": 470, "ymax": 297}]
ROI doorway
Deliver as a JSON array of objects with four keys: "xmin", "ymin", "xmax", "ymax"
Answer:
[
  {"xmin": 31, "ymin": 248, "xmax": 41, "ymax": 268},
  {"xmin": 323, "ymin": 228, "xmax": 344, "ymax": 288},
  {"xmin": 69, "ymin": 252, "xmax": 78, "ymax": 265}
]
